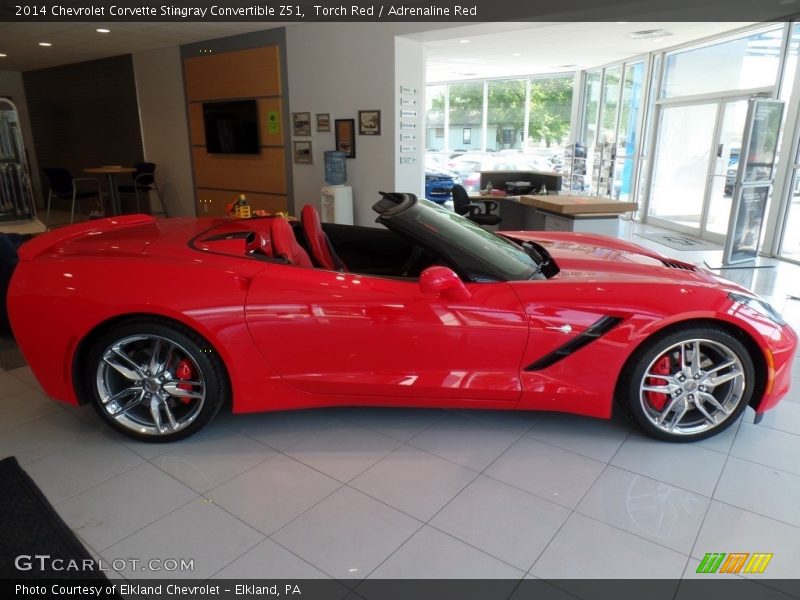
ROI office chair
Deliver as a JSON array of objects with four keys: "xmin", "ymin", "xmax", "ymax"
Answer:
[
  {"xmin": 118, "ymin": 162, "xmax": 167, "ymax": 216},
  {"xmin": 452, "ymin": 184, "xmax": 501, "ymax": 227},
  {"xmin": 43, "ymin": 168, "xmax": 103, "ymax": 228}
]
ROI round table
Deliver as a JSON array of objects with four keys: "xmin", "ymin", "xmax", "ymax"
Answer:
[{"xmin": 84, "ymin": 166, "xmax": 136, "ymax": 216}]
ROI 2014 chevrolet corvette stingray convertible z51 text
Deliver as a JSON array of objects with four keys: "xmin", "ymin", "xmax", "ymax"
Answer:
[{"xmin": 7, "ymin": 193, "xmax": 796, "ymax": 442}]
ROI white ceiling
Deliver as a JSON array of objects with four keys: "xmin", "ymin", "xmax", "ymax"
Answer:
[
  {"xmin": 0, "ymin": 22, "xmax": 280, "ymax": 71},
  {"xmin": 422, "ymin": 22, "xmax": 756, "ymax": 81},
  {"xmin": 0, "ymin": 20, "xmax": 757, "ymax": 77}
]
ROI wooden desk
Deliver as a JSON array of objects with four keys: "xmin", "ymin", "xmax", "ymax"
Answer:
[
  {"xmin": 480, "ymin": 194, "xmax": 638, "ymax": 235},
  {"xmin": 84, "ymin": 166, "xmax": 136, "ymax": 216},
  {"xmin": 519, "ymin": 195, "xmax": 638, "ymax": 215}
]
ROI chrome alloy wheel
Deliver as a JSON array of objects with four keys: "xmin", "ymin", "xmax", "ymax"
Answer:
[
  {"xmin": 95, "ymin": 334, "xmax": 206, "ymax": 437},
  {"xmin": 639, "ymin": 338, "xmax": 746, "ymax": 436}
]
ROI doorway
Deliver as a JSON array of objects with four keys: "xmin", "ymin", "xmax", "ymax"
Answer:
[{"xmin": 646, "ymin": 97, "xmax": 749, "ymax": 243}]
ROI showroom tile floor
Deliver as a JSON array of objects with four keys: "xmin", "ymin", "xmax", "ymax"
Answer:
[{"xmin": 2, "ymin": 220, "xmax": 800, "ymax": 588}]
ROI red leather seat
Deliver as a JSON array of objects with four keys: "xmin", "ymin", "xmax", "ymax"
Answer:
[
  {"xmin": 270, "ymin": 217, "xmax": 314, "ymax": 267},
  {"xmin": 301, "ymin": 204, "xmax": 346, "ymax": 271}
]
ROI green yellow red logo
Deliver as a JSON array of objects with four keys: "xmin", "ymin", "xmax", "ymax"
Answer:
[{"xmin": 696, "ymin": 552, "xmax": 773, "ymax": 574}]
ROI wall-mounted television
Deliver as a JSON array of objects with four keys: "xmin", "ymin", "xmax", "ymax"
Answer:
[{"xmin": 203, "ymin": 100, "xmax": 260, "ymax": 154}]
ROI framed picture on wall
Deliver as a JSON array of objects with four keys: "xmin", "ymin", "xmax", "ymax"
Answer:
[
  {"xmin": 293, "ymin": 140, "xmax": 313, "ymax": 164},
  {"xmin": 316, "ymin": 113, "xmax": 331, "ymax": 132},
  {"xmin": 335, "ymin": 119, "xmax": 356, "ymax": 158},
  {"xmin": 358, "ymin": 110, "xmax": 381, "ymax": 135},
  {"xmin": 292, "ymin": 112, "xmax": 311, "ymax": 136}
]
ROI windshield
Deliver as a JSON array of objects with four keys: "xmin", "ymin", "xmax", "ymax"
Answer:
[{"xmin": 407, "ymin": 199, "xmax": 540, "ymax": 281}]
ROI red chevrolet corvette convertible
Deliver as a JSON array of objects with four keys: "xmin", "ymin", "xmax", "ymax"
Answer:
[{"xmin": 8, "ymin": 193, "xmax": 796, "ymax": 443}]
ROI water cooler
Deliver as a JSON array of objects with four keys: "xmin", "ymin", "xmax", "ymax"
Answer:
[{"xmin": 320, "ymin": 185, "xmax": 353, "ymax": 225}]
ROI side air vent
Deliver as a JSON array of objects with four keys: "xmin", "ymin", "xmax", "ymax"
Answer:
[
  {"xmin": 525, "ymin": 316, "xmax": 623, "ymax": 371},
  {"xmin": 661, "ymin": 260, "xmax": 697, "ymax": 271}
]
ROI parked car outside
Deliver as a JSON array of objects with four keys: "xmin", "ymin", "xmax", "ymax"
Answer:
[
  {"xmin": 424, "ymin": 163, "xmax": 460, "ymax": 203},
  {"xmin": 450, "ymin": 152, "xmax": 555, "ymax": 192}
]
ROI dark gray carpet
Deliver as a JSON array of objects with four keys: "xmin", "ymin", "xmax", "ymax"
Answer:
[
  {"xmin": 0, "ymin": 456, "xmax": 107, "ymax": 580},
  {"xmin": 635, "ymin": 231, "xmax": 722, "ymax": 251}
]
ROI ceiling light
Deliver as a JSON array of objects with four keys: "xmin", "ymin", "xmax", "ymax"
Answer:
[
  {"xmin": 459, "ymin": 39, "xmax": 470, "ymax": 44},
  {"xmin": 38, "ymin": 42, "xmax": 52, "ymax": 47},
  {"xmin": 557, "ymin": 64, "xmax": 579, "ymax": 69},
  {"xmin": 628, "ymin": 29, "xmax": 673, "ymax": 39},
  {"xmin": 96, "ymin": 28, "xmax": 110, "ymax": 33},
  {"xmin": 616, "ymin": 21, "xmax": 628, "ymax": 24},
  {"xmin": 0, "ymin": 53, "xmax": 6, "ymax": 58},
  {"xmin": 512, "ymin": 52, "xmax": 521, "ymax": 57}
]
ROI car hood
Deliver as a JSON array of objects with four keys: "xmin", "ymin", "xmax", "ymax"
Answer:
[
  {"xmin": 426, "ymin": 167, "xmax": 457, "ymax": 179},
  {"xmin": 500, "ymin": 230, "xmax": 746, "ymax": 290}
]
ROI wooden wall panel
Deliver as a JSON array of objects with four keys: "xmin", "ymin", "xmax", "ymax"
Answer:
[
  {"xmin": 184, "ymin": 44, "xmax": 288, "ymax": 217},
  {"xmin": 192, "ymin": 147, "xmax": 286, "ymax": 193},
  {"xmin": 258, "ymin": 98, "xmax": 284, "ymax": 146},
  {"xmin": 196, "ymin": 188, "xmax": 287, "ymax": 217},
  {"xmin": 184, "ymin": 46, "xmax": 281, "ymax": 101},
  {"xmin": 188, "ymin": 103, "xmax": 204, "ymax": 146}
]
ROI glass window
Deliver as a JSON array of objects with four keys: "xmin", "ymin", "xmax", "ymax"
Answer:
[
  {"xmin": 581, "ymin": 71, "xmax": 602, "ymax": 147},
  {"xmin": 780, "ymin": 23, "xmax": 800, "ymax": 101},
  {"xmin": 527, "ymin": 75, "xmax": 574, "ymax": 159},
  {"xmin": 447, "ymin": 82, "xmax": 483, "ymax": 152},
  {"xmin": 599, "ymin": 67, "xmax": 621, "ymax": 145},
  {"xmin": 636, "ymin": 54, "xmax": 661, "ymax": 212},
  {"xmin": 662, "ymin": 26, "xmax": 784, "ymax": 98},
  {"xmin": 425, "ymin": 84, "xmax": 446, "ymax": 153},
  {"xmin": 615, "ymin": 62, "xmax": 644, "ymax": 201},
  {"xmin": 779, "ymin": 24, "xmax": 800, "ymax": 260},
  {"xmin": 487, "ymin": 79, "xmax": 526, "ymax": 152}
]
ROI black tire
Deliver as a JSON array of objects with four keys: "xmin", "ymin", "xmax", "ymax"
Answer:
[
  {"xmin": 83, "ymin": 319, "xmax": 228, "ymax": 442},
  {"xmin": 619, "ymin": 325, "xmax": 754, "ymax": 442}
]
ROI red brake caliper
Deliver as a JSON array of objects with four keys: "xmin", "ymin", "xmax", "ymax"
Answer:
[
  {"xmin": 646, "ymin": 355, "xmax": 672, "ymax": 411},
  {"xmin": 175, "ymin": 359, "xmax": 194, "ymax": 404}
]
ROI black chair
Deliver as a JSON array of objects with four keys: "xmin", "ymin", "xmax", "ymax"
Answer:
[
  {"xmin": 43, "ymin": 168, "xmax": 103, "ymax": 228},
  {"xmin": 452, "ymin": 184, "xmax": 501, "ymax": 227},
  {"xmin": 118, "ymin": 162, "xmax": 166, "ymax": 216}
]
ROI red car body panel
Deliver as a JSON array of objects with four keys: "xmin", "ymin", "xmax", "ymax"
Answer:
[{"xmin": 7, "ymin": 216, "xmax": 796, "ymax": 422}]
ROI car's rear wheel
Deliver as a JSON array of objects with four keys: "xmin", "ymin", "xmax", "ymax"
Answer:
[
  {"xmin": 621, "ymin": 325, "xmax": 754, "ymax": 442},
  {"xmin": 84, "ymin": 320, "xmax": 227, "ymax": 442}
]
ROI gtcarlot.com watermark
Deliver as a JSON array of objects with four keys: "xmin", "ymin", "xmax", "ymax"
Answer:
[{"xmin": 14, "ymin": 553, "xmax": 195, "ymax": 573}]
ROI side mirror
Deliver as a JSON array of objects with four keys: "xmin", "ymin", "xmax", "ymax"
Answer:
[{"xmin": 419, "ymin": 266, "xmax": 472, "ymax": 302}]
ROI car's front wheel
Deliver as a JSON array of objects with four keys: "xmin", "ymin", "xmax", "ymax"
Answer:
[
  {"xmin": 621, "ymin": 325, "xmax": 754, "ymax": 442},
  {"xmin": 84, "ymin": 320, "xmax": 228, "ymax": 442}
]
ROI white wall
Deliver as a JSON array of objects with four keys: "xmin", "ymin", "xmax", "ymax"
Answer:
[
  {"xmin": 286, "ymin": 23, "xmax": 429, "ymax": 226},
  {"xmin": 394, "ymin": 36, "xmax": 426, "ymax": 195},
  {"xmin": 132, "ymin": 47, "xmax": 195, "ymax": 217},
  {"xmin": 0, "ymin": 70, "xmax": 42, "ymax": 210}
]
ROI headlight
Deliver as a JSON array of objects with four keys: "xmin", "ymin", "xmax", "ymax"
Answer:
[{"xmin": 729, "ymin": 292, "xmax": 785, "ymax": 325}]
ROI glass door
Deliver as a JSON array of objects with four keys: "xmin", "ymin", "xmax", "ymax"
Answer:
[
  {"xmin": 705, "ymin": 99, "xmax": 748, "ymax": 237},
  {"xmin": 648, "ymin": 102, "xmax": 718, "ymax": 234},
  {"xmin": 647, "ymin": 98, "xmax": 749, "ymax": 242}
]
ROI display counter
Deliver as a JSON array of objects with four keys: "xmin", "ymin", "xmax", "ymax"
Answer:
[{"xmin": 472, "ymin": 193, "xmax": 638, "ymax": 236}]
